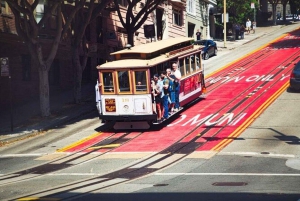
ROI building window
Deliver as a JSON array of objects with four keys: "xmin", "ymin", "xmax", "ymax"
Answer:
[
  {"xmin": 35, "ymin": 4, "xmax": 44, "ymax": 24},
  {"xmin": 187, "ymin": 0, "xmax": 196, "ymax": 15},
  {"xmin": 22, "ymin": 55, "xmax": 31, "ymax": 81},
  {"xmin": 118, "ymin": 0, "xmax": 128, "ymax": 7},
  {"xmin": 0, "ymin": 0, "xmax": 10, "ymax": 15},
  {"xmin": 173, "ymin": 9, "xmax": 182, "ymax": 26}
]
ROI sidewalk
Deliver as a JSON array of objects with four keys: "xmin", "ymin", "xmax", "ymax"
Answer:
[
  {"xmin": 0, "ymin": 22, "xmax": 296, "ymax": 145},
  {"xmin": 0, "ymin": 83, "xmax": 96, "ymax": 144},
  {"xmin": 215, "ymin": 25, "xmax": 281, "ymax": 51}
]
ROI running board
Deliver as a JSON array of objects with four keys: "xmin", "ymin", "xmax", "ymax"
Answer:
[
  {"xmin": 153, "ymin": 107, "xmax": 184, "ymax": 125},
  {"xmin": 113, "ymin": 121, "xmax": 150, "ymax": 130}
]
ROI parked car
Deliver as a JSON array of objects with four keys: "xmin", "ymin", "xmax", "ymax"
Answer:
[
  {"xmin": 290, "ymin": 61, "xmax": 300, "ymax": 91},
  {"xmin": 193, "ymin": 39, "xmax": 218, "ymax": 60}
]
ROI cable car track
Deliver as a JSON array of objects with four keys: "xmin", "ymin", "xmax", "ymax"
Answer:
[{"xmin": 0, "ymin": 131, "xmax": 147, "ymax": 186}]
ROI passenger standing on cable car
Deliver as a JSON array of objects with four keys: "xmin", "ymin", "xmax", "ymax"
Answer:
[
  {"xmin": 157, "ymin": 74, "xmax": 165, "ymax": 119},
  {"xmin": 153, "ymin": 74, "xmax": 162, "ymax": 123},
  {"xmin": 171, "ymin": 63, "xmax": 181, "ymax": 112},
  {"xmin": 161, "ymin": 71, "xmax": 170, "ymax": 119},
  {"xmin": 166, "ymin": 68, "xmax": 175, "ymax": 113}
]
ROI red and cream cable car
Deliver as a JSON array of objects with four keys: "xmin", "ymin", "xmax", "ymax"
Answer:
[{"xmin": 95, "ymin": 37, "xmax": 206, "ymax": 129}]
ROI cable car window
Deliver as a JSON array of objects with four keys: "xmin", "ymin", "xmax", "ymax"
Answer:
[
  {"xmin": 152, "ymin": 62, "xmax": 168, "ymax": 77},
  {"xmin": 134, "ymin": 71, "xmax": 147, "ymax": 92},
  {"xmin": 179, "ymin": 59, "xmax": 185, "ymax": 76},
  {"xmin": 102, "ymin": 72, "xmax": 114, "ymax": 93},
  {"xmin": 159, "ymin": 62, "xmax": 168, "ymax": 72},
  {"xmin": 190, "ymin": 55, "xmax": 196, "ymax": 73},
  {"xmin": 185, "ymin": 57, "xmax": 190, "ymax": 75},
  {"xmin": 118, "ymin": 70, "xmax": 130, "ymax": 92},
  {"xmin": 195, "ymin": 54, "xmax": 200, "ymax": 71}
]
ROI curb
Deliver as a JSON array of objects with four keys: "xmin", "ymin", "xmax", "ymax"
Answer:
[{"xmin": 0, "ymin": 101, "xmax": 96, "ymax": 146}]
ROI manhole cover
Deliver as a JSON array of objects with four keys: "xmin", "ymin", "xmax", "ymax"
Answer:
[{"xmin": 212, "ymin": 182, "xmax": 247, "ymax": 186}]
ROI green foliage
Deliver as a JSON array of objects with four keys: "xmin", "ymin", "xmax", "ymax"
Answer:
[
  {"xmin": 290, "ymin": 0, "xmax": 300, "ymax": 14},
  {"xmin": 216, "ymin": 0, "xmax": 258, "ymax": 24}
]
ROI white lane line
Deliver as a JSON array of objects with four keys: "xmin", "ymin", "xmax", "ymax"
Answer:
[
  {"xmin": 219, "ymin": 152, "xmax": 296, "ymax": 158},
  {"xmin": 154, "ymin": 173, "xmax": 300, "ymax": 176},
  {"xmin": 0, "ymin": 153, "xmax": 45, "ymax": 158},
  {"xmin": 46, "ymin": 173, "xmax": 103, "ymax": 176}
]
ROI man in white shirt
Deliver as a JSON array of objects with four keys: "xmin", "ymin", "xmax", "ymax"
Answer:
[{"xmin": 246, "ymin": 19, "xmax": 251, "ymax": 34}]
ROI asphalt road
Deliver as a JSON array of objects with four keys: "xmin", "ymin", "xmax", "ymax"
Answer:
[{"xmin": 0, "ymin": 22, "xmax": 300, "ymax": 201}]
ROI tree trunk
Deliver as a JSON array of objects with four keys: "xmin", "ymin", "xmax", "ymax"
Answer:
[
  {"xmin": 283, "ymin": 4, "xmax": 287, "ymax": 23},
  {"xmin": 272, "ymin": 4, "xmax": 277, "ymax": 25},
  {"xmin": 72, "ymin": 47, "xmax": 84, "ymax": 104},
  {"xmin": 127, "ymin": 29, "xmax": 135, "ymax": 46},
  {"xmin": 38, "ymin": 68, "xmax": 51, "ymax": 117}
]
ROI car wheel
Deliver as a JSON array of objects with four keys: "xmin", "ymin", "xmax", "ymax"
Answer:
[
  {"xmin": 214, "ymin": 48, "xmax": 218, "ymax": 56},
  {"xmin": 204, "ymin": 53, "xmax": 209, "ymax": 60},
  {"xmin": 287, "ymin": 86, "xmax": 294, "ymax": 92}
]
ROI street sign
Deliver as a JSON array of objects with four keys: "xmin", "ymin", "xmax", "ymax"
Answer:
[
  {"xmin": 222, "ymin": 13, "xmax": 229, "ymax": 23},
  {"xmin": 0, "ymin": 57, "xmax": 9, "ymax": 77},
  {"xmin": 251, "ymin": 3, "xmax": 255, "ymax": 9}
]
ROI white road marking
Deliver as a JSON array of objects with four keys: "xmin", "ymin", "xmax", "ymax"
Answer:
[
  {"xmin": 154, "ymin": 173, "xmax": 300, "ymax": 176},
  {"xmin": 219, "ymin": 152, "xmax": 296, "ymax": 158},
  {"xmin": 21, "ymin": 172, "xmax": 300, "ymax": 177},
  {"xmin": 46, "ymin": 173, "xmax": 103, "ymax": 176},
  {"xmin": 0, "ymin": 153, "xmax": 45, "ymax": 158}
]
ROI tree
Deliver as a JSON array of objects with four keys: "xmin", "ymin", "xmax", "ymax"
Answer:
[
  {"xmin": 6, "ymin": 0, "xmax": 84, "ymax": 117},
  {"xmin": 289, "ymin": 0, "xmax": 300, "ymax": 19},
  {"xmin": 216, "ymin": 0, "xmax": 258, "ymax": 25},
  {"xmin": 281, "ymin": 0, "xmax": 289, "ymax": 23},
  {"xmin": 268, "ymin": 0, "xmax": 280, "ymax": 25},
  {"xmin": 113, "ymin": 0, "xmax": 162, "ymax": 46},
  {"xmin": 68, "ymin": 0, "xmax": 112, "ymax": 103}
]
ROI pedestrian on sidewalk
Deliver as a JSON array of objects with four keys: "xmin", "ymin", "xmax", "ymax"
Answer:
[
  {"xmin": 234, "ymin": 24, "xmax": 240, "ymax": 40},
  {"xmin": 252, "ymin": 22, "xmax": 256, "ymax": 34},
  {"xmin": 240, "ymin": 25, "xmax": 245, "ymax": 39},
  {"xmin": 196, "ymin": 29, "xmax": 201, "ymax": 41},
  {"xmin": 246, "ymin": 19, "xmax": 251, "ymax": 34}
]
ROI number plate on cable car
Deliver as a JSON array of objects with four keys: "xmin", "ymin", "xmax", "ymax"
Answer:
[{"xmin": 105, "ymin": 98, "xmax": 116, "ymax": 112}]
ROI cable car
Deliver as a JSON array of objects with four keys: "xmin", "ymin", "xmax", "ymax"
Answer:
[{"xmin": 95, "ymin": 37, "xmax": 206, "ymax": 129}]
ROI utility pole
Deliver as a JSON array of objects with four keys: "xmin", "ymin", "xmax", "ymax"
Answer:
[{"xmin": 223, "ymin": 0, "xmax": 227, "ymax": 48}]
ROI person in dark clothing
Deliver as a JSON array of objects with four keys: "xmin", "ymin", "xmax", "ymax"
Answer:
[
  {"xmin": 161, "ymin": 71, "xmax": 169, "ymax": 119},
  {"xmin": 196, "ymin": 29, "xmax": 201, "ymax": 41},
  {"xmin": 235, "ymin": 24, "xmax": 240, "ymax": 40},
  {"xmin": 240, "ymin": 25, "xmax": 245, "ymax": 39}
]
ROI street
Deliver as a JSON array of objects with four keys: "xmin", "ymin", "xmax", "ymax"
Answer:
[{"xmin": 0, "ymin": 22, "xmax": 300, "ymax": 201}]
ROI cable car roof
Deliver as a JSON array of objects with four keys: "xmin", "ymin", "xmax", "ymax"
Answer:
[
  {"xmin": 110, "ymin": 37, "xmax": 194, "ymax": 55},
  {"xmin": 97, "ymin": 45, "xmax": 202, "ymax": 69}
]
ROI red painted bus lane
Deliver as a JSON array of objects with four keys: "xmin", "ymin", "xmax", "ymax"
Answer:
[{"xmin": 113, "ymin": 34, "xmax": 300, "ymax": 153}]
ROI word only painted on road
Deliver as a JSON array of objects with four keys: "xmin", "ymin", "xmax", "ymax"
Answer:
[
  {"xmin": 168, "ymin": 113, "xmax": 247, "ymax": 127},
  {"xmin": 206, "ymin": 74, "xmax": 290, "ymax": 84}
]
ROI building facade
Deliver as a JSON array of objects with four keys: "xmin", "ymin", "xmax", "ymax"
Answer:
[
  {"xmin": 185, "ymin": 0, "xmax": 217, "ymax": 40},
  {"xmin": 0, "ymin": 0, "xmax": 208, "ymax": 111}
]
